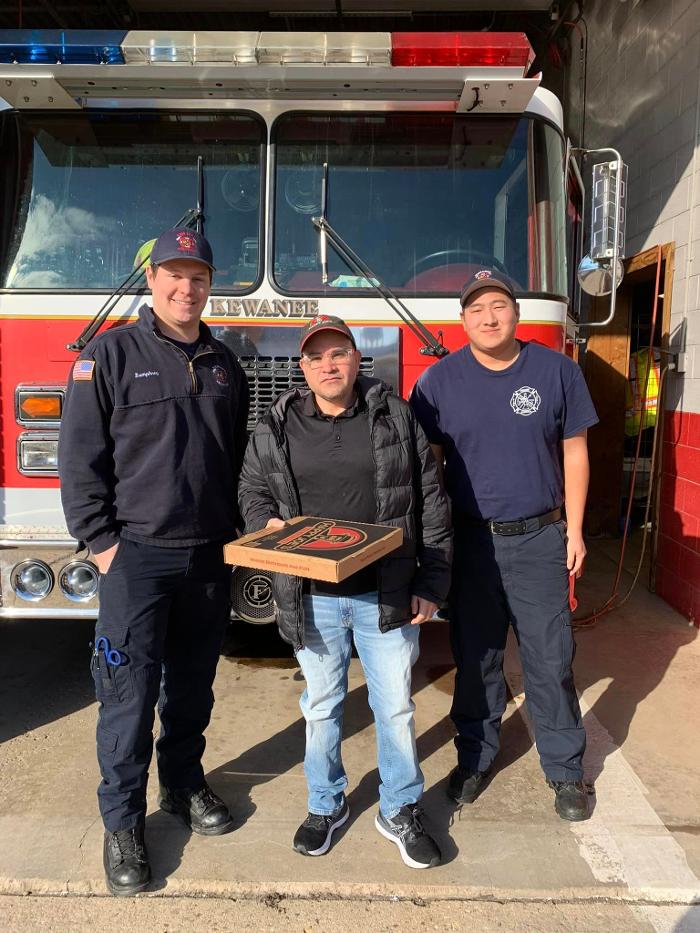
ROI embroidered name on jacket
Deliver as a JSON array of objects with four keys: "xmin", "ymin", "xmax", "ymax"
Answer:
[{"xmin": 134, "ymin": 371, "xmax": 160, "ymax": 379}]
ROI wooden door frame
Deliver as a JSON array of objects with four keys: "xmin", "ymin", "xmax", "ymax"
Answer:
[{"xmin": 583, "ymin": 242, "xmax": 674, "ymax": 549}]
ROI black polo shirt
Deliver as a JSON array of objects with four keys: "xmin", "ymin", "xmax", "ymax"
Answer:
[{"xmin": 286, "ymin": 388, "xmax": 377, "ymax": 597}]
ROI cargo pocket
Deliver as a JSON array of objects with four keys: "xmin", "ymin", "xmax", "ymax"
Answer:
[
  {"xmin": 90, "ymin": 632, "xmax": 134, "ymax": 706},
  {"xmin": 96, "ymin": 727, "xmax": 119, "ymax": 765},
  {"xmin": 559, "ymin": 610, "xmax": 575, "ymax": 675},
  {"xmin": 555, "ymin": 610, "xmax": 583, "ymax": 729}
]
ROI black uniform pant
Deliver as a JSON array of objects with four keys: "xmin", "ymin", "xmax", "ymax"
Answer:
[
  {"xmin": 449, "ymin": 520, "xmax": 585, "ymax": 783},
  {"xmin": 92, "ymin": 538, "xmax": 232, "ymax": 832}
]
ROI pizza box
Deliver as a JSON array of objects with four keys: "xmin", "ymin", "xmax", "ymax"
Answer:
[{"xmin": 224, "ymin": 517, "xmax": 403, "ymax": 583}]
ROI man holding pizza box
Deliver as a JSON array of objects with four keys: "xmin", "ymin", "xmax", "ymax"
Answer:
[{"xmin": 238, "ymin": 315, "xmax": 452, "ymax": 869}]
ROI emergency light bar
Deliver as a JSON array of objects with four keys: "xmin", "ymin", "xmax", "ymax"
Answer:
[
  {"xmin": 391, "ymin": 32, "xmax": 534, "ymax": 69},
  {"xmin": 121, "ymin": 31, "xmax": 260, "ymax": 66},
  {"xmin": 120, "ymin": 31, "xmax": 393, "ymax": 66},
  {"xmin": 0, "ymin": 30, "xmax": 539, "ymax": 112},
  {"xmin": 0, "ymin": 30, "xmax": 126, "ymax": 65},
  {"xmin": 0, "ymin": 29, "xmax": 533, "ymax": 70}
]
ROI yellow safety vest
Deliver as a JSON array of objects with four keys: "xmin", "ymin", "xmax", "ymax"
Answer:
[{"xmin": 625, "ymin": 348, "xmax": 660, "ymax": 436}]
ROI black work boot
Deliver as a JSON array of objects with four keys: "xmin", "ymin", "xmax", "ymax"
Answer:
[
  {"xmin": 103, "ymin": 822, "xmax": 150, "ymax": 897},
  {"xmin": 446, "ymin": 765, "xmax": 492, "ymax": 804},
  {"xmin": 159, "ymin": 782, "xmax": 234, "ymax": 835},
  {"xmin": 547, "ymin": 779, "xmax": 589, "ymax": 821}
]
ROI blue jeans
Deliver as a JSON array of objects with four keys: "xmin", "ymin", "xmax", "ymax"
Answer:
[{"xmin": 296, "ymin": 592, "xmax": 423, "ymax": 819}]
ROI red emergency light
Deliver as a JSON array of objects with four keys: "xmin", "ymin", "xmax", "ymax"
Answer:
[{"xmin": 391, "ymin": 32, "xmax": 535, "ymax": 72}]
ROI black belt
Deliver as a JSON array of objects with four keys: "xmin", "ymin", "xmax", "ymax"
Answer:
[{"xmin": 459, "ymin": 508, "xmax": 562, "ymax": 536}]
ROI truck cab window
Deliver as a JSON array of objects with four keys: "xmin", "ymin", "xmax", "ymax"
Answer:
[
  {"xmin": 272, "ymin": 112, "xmax": 567, "ymax": 299},
  {"xmin": 0, "ymin": 111, "xmax": 264, "ymax": 292}
]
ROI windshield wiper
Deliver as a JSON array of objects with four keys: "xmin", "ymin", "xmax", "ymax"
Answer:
[
  {"xmin": 312, "ymin": 163, "xmax": 448, "ymax": 359},
  {"xmin": 67, "ymin": 156, "xmax": 206, "ymax": 353}
]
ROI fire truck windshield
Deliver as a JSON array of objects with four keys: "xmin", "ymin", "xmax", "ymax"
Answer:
[
  {"xmin": 0, "ymin": 110, "xmax": 264, "ymax": 291},
  {"xmin": 273, "ymin": 112, "xmax": 567, "ymax": 299}
]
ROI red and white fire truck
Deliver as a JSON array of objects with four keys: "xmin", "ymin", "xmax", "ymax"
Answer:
[{"xmin": 0, "ymin": 29, "xmax": 603, "ymax": 623}]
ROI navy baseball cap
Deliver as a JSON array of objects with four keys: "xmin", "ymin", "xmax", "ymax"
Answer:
[
  {"xmin": 460, "ymin": 268, "xmax": 517, "ymax": 307},
  {"xmin": 300, "ymin": 315, "xmax": 356, "ymax": 352},
  {"xmin": 150, "ymin": 227, "xmax": 215, "ymax": 271}
]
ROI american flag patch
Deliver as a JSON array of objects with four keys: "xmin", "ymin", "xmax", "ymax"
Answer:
[{"xmin": 73, "ymin": 359, "xmax": 95, "ymax": 381}]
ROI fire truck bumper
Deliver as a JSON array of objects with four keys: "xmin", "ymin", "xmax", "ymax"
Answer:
[
  {"xmin": 0, "ymin": 532, "xmax": 98, "ymax": 618},
  {"xmin": 0, "ymin": 530, "xmax": 275, "ymax": 624}
]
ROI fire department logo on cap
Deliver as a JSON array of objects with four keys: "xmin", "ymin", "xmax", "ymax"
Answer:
[
  {"xmin": 460, "ymin": 267, "xmax": 516, "ymax": 307},
  {"xmin": 150, "ymin": 227, "xmax": 215, "ymax": 270},
  {"xmin": 175, "ymin": 231, "xmax": 196, "ymax": 252}
]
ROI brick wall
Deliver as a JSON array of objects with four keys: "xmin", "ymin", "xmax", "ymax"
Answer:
[
  {"xmin": 657, "ymin": 410, "xmax": 700, "ymax": 622},
  {"xmin": 566, "ymin": 0, "xmax": 700, "ymax": 624}
]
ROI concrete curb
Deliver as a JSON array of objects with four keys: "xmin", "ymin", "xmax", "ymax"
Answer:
[{"xmin": 1, "ymin": 877, "xmax": 699, "ymax": 906}]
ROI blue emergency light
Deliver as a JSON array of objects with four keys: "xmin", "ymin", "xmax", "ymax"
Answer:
[{"xmin": 0, "ymin": 30, "xmax": 126, "ymax": 65}]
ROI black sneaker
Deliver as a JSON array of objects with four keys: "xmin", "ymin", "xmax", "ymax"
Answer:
[
  {"xmin": 547, "ymin": 779, "xmax": 589, "ymax": 822},
  {"xmin": 293, "ymin": 798, "xmax": 350, "ymax": 856},
  {"xmin": 159, "ymin": 782, "xmax": 235, "ymax": 836},
  {"xmin": 374, "ymin": 804, "xmax": 441, "ymax": 869},
  {"xmin": 103, "ymin": 822, "xmax": 150, "ymax": 897},
  {"xmin": 446, "ymin": 765, "xmax": 492, "ymax": 804}
]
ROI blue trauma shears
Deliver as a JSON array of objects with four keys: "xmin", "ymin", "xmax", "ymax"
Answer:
[{"xmin": 95, "ymin": 635, "xmax": 123, "ymax": 667}]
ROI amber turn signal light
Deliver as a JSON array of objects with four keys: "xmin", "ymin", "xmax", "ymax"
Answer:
[{"xmin": 19, "ymin": 393, "xmax": 62, "ymax": 421}]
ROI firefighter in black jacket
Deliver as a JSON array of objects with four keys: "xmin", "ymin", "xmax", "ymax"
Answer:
[{"xmin": 58, "ymin": 228, "xmax": 249, "ymax": 896}]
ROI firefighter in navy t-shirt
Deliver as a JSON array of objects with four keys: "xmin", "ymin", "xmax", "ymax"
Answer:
[{"xmin": 410, "ymin": 269, "xmax": 598, "ymax": 822}]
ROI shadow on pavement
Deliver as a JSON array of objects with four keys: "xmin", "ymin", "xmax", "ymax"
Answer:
[
  {"xmin": 0, "ymin": 617, "xmax": 95, "ymax": 744},
  {"xmin": 572, "ymin": 541, "xmax": 699, "ymax": 785}
]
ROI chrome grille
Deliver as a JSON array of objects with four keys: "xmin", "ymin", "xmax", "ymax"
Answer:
[{"xmin": 240, "ymin": 355, "xmax": 375, "ymax": 431}]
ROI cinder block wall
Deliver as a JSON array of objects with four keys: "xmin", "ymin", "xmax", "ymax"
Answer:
[{"xmin": 565, "ymin": 0, "xmax": 700, "ymax": 622}]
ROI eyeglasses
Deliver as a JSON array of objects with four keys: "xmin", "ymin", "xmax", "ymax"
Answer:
[{"xmin": 300, "ymin": 347, "xmax": 356, "ymax": 369}]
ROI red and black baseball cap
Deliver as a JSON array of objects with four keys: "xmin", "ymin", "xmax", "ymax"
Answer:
[
  {"xmin": 299, "ymin": 315, "xmax": 357, "ymax": 352},
  {"xmin": 460, "ymin": 268, "xmax": 517, "ymax": 308},
  {"xmin": 150, "ymin": 227, "xmax": 215, "ymax": 271}
]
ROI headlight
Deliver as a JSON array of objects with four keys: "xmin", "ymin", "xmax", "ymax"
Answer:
[
  {"xmin": 17, "ymin": 433, "xmax": 59, "ymax": 475},
  {"xmin": 59, "ymin": 561, "xmax": 99, "ymax": 602},
  {"xmin": 11, "ymin": 559, "xmax": 54, "ymax": 601}
]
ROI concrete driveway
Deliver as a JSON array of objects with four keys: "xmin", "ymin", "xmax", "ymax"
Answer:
[{"xmin": 0, "ymin": 542, "xmax": 698, "ymax": 932}]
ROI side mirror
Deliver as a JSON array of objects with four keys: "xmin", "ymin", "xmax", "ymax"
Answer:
[{"xmin": 577, "ymin": 255, "xmax": 624, "ymax": 297}]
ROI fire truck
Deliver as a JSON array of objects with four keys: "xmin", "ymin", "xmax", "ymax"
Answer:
[{"xmin": 0, "ymin": 28, "xmax": 621, "ymax": 624}]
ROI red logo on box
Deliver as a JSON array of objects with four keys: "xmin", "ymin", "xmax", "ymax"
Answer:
[{"xmin": 276, "ymin": 520, "xmax": 367, "ymax": 552}]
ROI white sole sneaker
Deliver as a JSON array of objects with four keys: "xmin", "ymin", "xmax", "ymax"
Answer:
[
  {"xmin": 296, "ymin": 803, "xmax": 350, "ymax": 856},
  {"xmin": 374, "ymin": 815, "xmax": 435, "ymax": 869}
]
